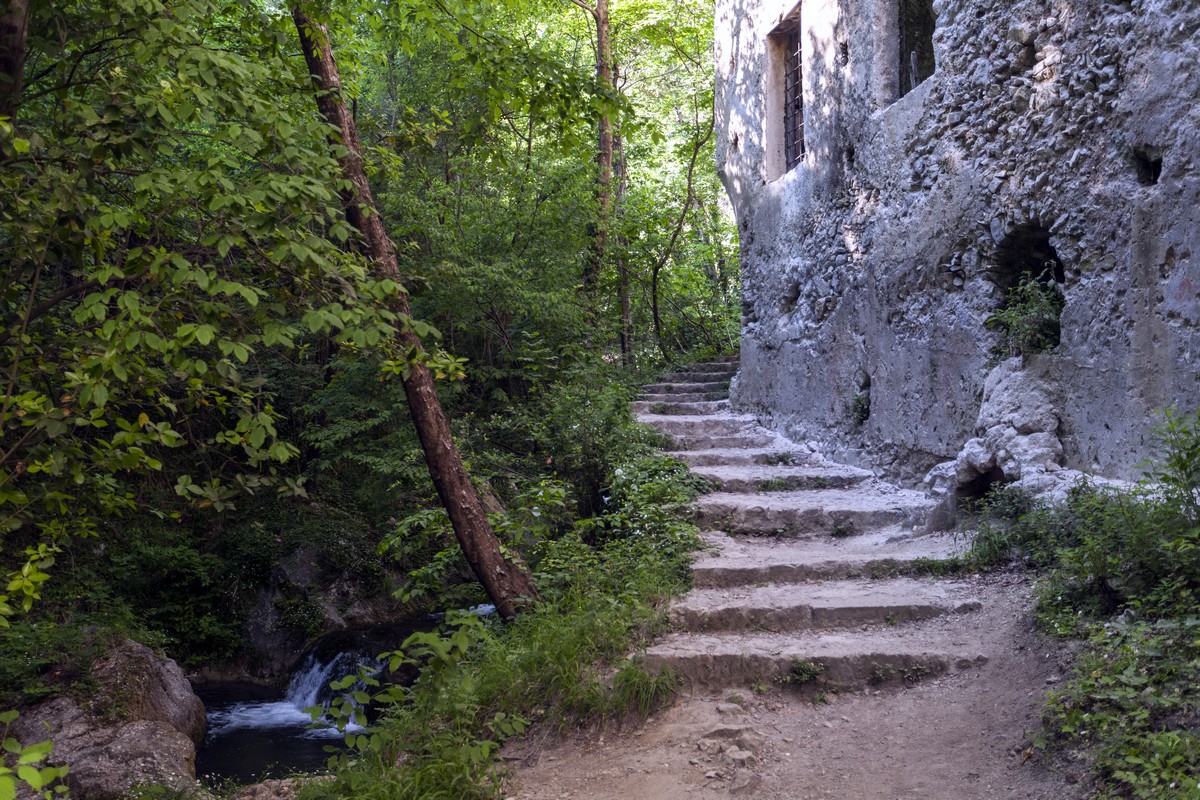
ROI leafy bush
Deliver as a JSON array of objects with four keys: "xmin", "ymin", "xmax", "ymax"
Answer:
[
  {"xmin": 301, "ymin": 454, "xmax": 703, "ymax": 799},
  {"xmin": 985, "ymin": 271, "xmax": 1064, "ymax": 358},
  {"xmin": 967, "ymin": 410, "xmax": 1200, "ymax": 796}
]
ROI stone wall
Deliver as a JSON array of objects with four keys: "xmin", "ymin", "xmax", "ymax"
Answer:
[{"xmin": 716, "ymin": 0, "xmax": 1200, "ymax": 485}]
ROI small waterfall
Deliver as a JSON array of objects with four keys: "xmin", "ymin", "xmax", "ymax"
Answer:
[
  {"xmin": 204, "ymin": 651, "xmax": 370, "ymax": 740},
  {"xmin": 283, "ymin": 650, "xmax": 368, "ymax": 712},
  {"xmin": 196, "ymin": 618, "xmax": 431, "ymax": 783}
]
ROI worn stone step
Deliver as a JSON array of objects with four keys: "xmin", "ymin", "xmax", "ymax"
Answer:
[
  {"xmin": 630, "ymin": 400, "xmax": 729, "ymax": 416},
  {"xmin": 690, "ymin": 463, "xmax": 873, "ymax": 493},
  {"xmin": 640, "ymin": 391, "xmax": 728, "ymax": 403},
  {"xmin": 691, "ymin": 529, "xmax": 966, "ymax": 588},
  {"xmin": 637, "ymin": 414, "xmax": 758, "ymax": 438},
  {"xmin": 641, "ymin": 629, "xmax": 984, "ymax": 690},
  {"xmin": 670, "ymin": 578, "xmax": 981, "ymax": 633},
  {"xmin": 680, "ymin": 360, "xmax": 740, "ymax": 371},
  {"xmin": 667, "ymin": 447, "xmax": 814, "ymax": 467},
  {"xmin": 694, "ymin": 486, "xmax": 935, "ymax": 537},
  {"xmin": 666, "ymin": 432, "xmax": 780, "ymax": 450},
  {"xmin": 643, "ymin": 381, "xmax": 730, "ymax": 395},
  {"xmin": 660, "ymin": 370, "xmax": 738, "ymax": 383}
]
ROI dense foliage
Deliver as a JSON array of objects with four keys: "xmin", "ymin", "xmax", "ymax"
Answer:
[
  {"xmin": 305, "ymin": 455, "xmax": 706, "ymax": 800},
  {"xmin": 1, "ymin": 0, "xmax": 735, "ymax": 794},
  {"xmin": 965, "ymin": 411, "xmax": 1200, "ymax": 799}
]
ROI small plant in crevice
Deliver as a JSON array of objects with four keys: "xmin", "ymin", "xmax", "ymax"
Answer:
[
  {"xmin": 985, "ymin": 269, "xmax": 1064, "ymax": 359},
  {"xmin": 611, "ymin": 662, "xmax": 679, "ymax": 718},
  {"xmin": 849, "ymin": 391, "xmax": 870, "ymax": 426},
  {"xmin": 868, "ymin": 662, "xmax": 890, "ymax": 686},
  {"xmin": 830, "ymin": 522, "xmax": 854, "ymax": 539},
  {"xmin": 778, "ymin": 658, "xmax": 824, "ymax": 687}
]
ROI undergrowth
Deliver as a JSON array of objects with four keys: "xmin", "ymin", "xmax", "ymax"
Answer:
[
  {"xmin": 960, "ymin": 410, "xmax": 1200, "ymax": 799},
  {"xmin": 297, "ymin": 455, "xmax": 704, "ymax": 800}
]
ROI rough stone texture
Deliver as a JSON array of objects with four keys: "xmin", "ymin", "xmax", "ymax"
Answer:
[
  {"xmin": 694, "ymin": 483, "xmax": 935, "ymax": 536},
  {"xmin": 670, "ymin": 577, "xmax": 981, "ymax": 632},
  {"xmin": 717, "ymin": 0, "xmax": 1200, "ymax": 484},
  {"xmin": 948, "ymin": 355, "xmax": 1065, "ymax": 486},
  {"xmin": 90, "ymin": 639, "xmax": 207, "ymax": 744},
  {"xmin": 232, "ymin": 777, "xmax": 334, "ymax": 800},
  {"xmin": 690, "ymin": 528, "xmax": 966, "ymax": 587},
  {"xmin": 12, "ymin": 640, "xmax": 206, "ymax": 800}
]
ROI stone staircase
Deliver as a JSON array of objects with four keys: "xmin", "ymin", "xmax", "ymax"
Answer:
[{"xmin": 634, "ymin": 357, "xmax": 987, "ymax": 694}]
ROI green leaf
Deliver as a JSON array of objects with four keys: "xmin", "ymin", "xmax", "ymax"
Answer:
[{"xmin": 15, "ymin": 766, "xmax": 42, "ymax": 790}]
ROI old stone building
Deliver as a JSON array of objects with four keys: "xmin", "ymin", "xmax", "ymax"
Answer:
[{"xmin": 716, "ymin": 0, "xmax": 1200, "ymax": 491}]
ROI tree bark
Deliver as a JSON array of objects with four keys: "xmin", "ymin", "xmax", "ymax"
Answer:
[
  {"xmin": 0, "ymin": 0, "xmax": 30, "ymax": 122},
  {"xmin": 292, "ymin": 7, "xmax": 538, "ymax": 619},
  {"xmin": 613, "ymin": 123, "xmax": 633, "ymax": 367},
  {"xmin": 578, "ymin": 0, "xmax": 613, "ymax": 301}
]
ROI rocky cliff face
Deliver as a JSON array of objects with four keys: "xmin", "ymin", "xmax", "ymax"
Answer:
[
  {"xmin": 716, "ymin": 0, "xmax": 1200, "ymax": 486},
  {"xmin": 12, "ymin": 639, "xmax": 206, "ymax": 799}
]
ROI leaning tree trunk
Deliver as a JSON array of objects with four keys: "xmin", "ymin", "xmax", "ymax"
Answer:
[
  {"xmin": 0, "ymin": 0, "xmax": 30, "ymax": 122},
  {"xmin": 292, "ymin": 7, "xmax": 538, "ymax": 618}
]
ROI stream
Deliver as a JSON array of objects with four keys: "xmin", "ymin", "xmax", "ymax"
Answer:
[
  {"xmin": 194, "ymin": 618, "xmax": 436, "ymax": 784},
  {"xmin": 194, "ymin": 609, "xmax": 497, "ymax": 783},
  {"xmin": 194, "ymin": 650, "xmax": 368, "ymax": 784}
]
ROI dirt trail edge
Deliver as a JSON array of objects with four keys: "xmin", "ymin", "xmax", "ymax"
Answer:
[{"xmin": 507, "ymin": 358, "xmax": 1086, "ymax": 800}]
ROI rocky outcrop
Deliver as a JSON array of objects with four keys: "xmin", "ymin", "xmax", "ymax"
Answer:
[
  {"xmin": 926, "ymin": 356, "xmax": 1064, "ymax": 491},
  {"xmin": 242, "ymin": 544, "xmax": 419, "ymax": 683},
  {"xmin": 924, "ymin": 356, "xmax": 1131, "ymax": 506},
  {"xmin": 12, "ymin": 639, "xmax": 206, "ymax": 800}
]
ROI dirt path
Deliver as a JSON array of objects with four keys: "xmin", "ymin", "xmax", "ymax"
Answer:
[{"xmin": 506, "ymin": 359, "xmax": 1085, "ymax": 800}]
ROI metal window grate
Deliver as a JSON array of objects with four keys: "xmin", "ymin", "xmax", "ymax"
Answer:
[{"xmin": 783, "ymin": 27, "xmax": 804, "ymax": 171}]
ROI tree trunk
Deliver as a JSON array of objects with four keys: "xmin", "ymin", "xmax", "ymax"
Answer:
[
  {"xmin": 581, "ymin": 0, "xmax": 613, "ymax": 299},
  {"xmin": 0, "ymin": 0, "xmax": 30, "ymax": 121},
  {"xmin": 292, "ymin": 8, "xmax": 538, "ymax": 619},
  {"xmin": 613, "ymin": 125, "xmax": 633, "ymax": 367}
]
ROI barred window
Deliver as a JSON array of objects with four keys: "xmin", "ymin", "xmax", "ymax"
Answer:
[
  {"xmin": 782, "ymin": 25, "xmax": 804, "ymax": 170},
  {"xmin": 898, "ymin": 0, "xmax": 936, "ymax": 97}
]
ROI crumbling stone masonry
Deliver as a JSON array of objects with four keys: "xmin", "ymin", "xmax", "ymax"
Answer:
[{"xmin": 717, "ymin": 0, "xmax": 1200, "ymax": 489}]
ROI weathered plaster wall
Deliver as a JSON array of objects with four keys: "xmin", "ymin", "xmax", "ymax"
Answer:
[{"xmin": 717, "ymin": 0, "xmax": 1200, "ymax": 484}]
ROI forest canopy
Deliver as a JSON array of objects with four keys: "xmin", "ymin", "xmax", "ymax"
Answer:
[{"xmin": 0, "ymin": 0, "xmax": 734, "ymax": 667}]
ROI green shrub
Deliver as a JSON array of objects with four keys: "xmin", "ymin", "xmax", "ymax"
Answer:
[
  {"xmin": 779, "ymin": 659, "xmax": 824, "ymax": 687},
  {"xmin": 985, "ymin": 271, "xmax": 1064, "ymax": 358},
  {"xmin": 980, "ymin": 410, "xmax": 1200, "ymax": 797},
  {"xmin": 302, "ymin": 454, "xmax": 703, "ymax": 799}
]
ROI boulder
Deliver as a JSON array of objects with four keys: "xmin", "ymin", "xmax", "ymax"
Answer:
[
  {"xmin": 12, "ymin": 639, "xmax": 206, "ymax": 800},
  {"xmin": 91, "ymin": 639, "xmax": 206, "ymax": 744}
]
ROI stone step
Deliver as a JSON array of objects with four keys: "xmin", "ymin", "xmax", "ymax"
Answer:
[
  {"xmin": 667, "ymin": 447, "xmax": 814, "ymax": 467},
  {"xmin": 694, "ymin": 486, "xmax": 935, "ymax": 537},
  {"xmin": 630, "ymin": 400, "xmax": 729, "ymax": 416},
  {"xmin": 667, "ymin": 432, "xmax": 780, "ymax": 451},
  {"xmin": 670, "ymin": 578, "xmax": 981, "ymax": 633},
  {"xmin": 636, "ymin": 414, "xmax": 759, "ymax": 438},
  {"xmin": 643, "ymin": 381, "xmax": 730, "ymax": 395},
  {"xmin": 660, "ymin": 370, "xmax": 738, "ymax": 383},
  {"xmin": 690, "ymin": 463, "xmax": 873, "ymax": 493},
  {"xmin": 690, "ymin": 529, "xmax": 966, "ymax": 588},
  {"xmin": 680, "ymin": 360, "xmax": 740, "ymax": 371},
  {"xmin": 641, "ymin": 628, "xmax": 985, "ymax": 691},
  {"xmin": 640, "ymin": 391, "xmax": 728, "ymax": 403}
]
